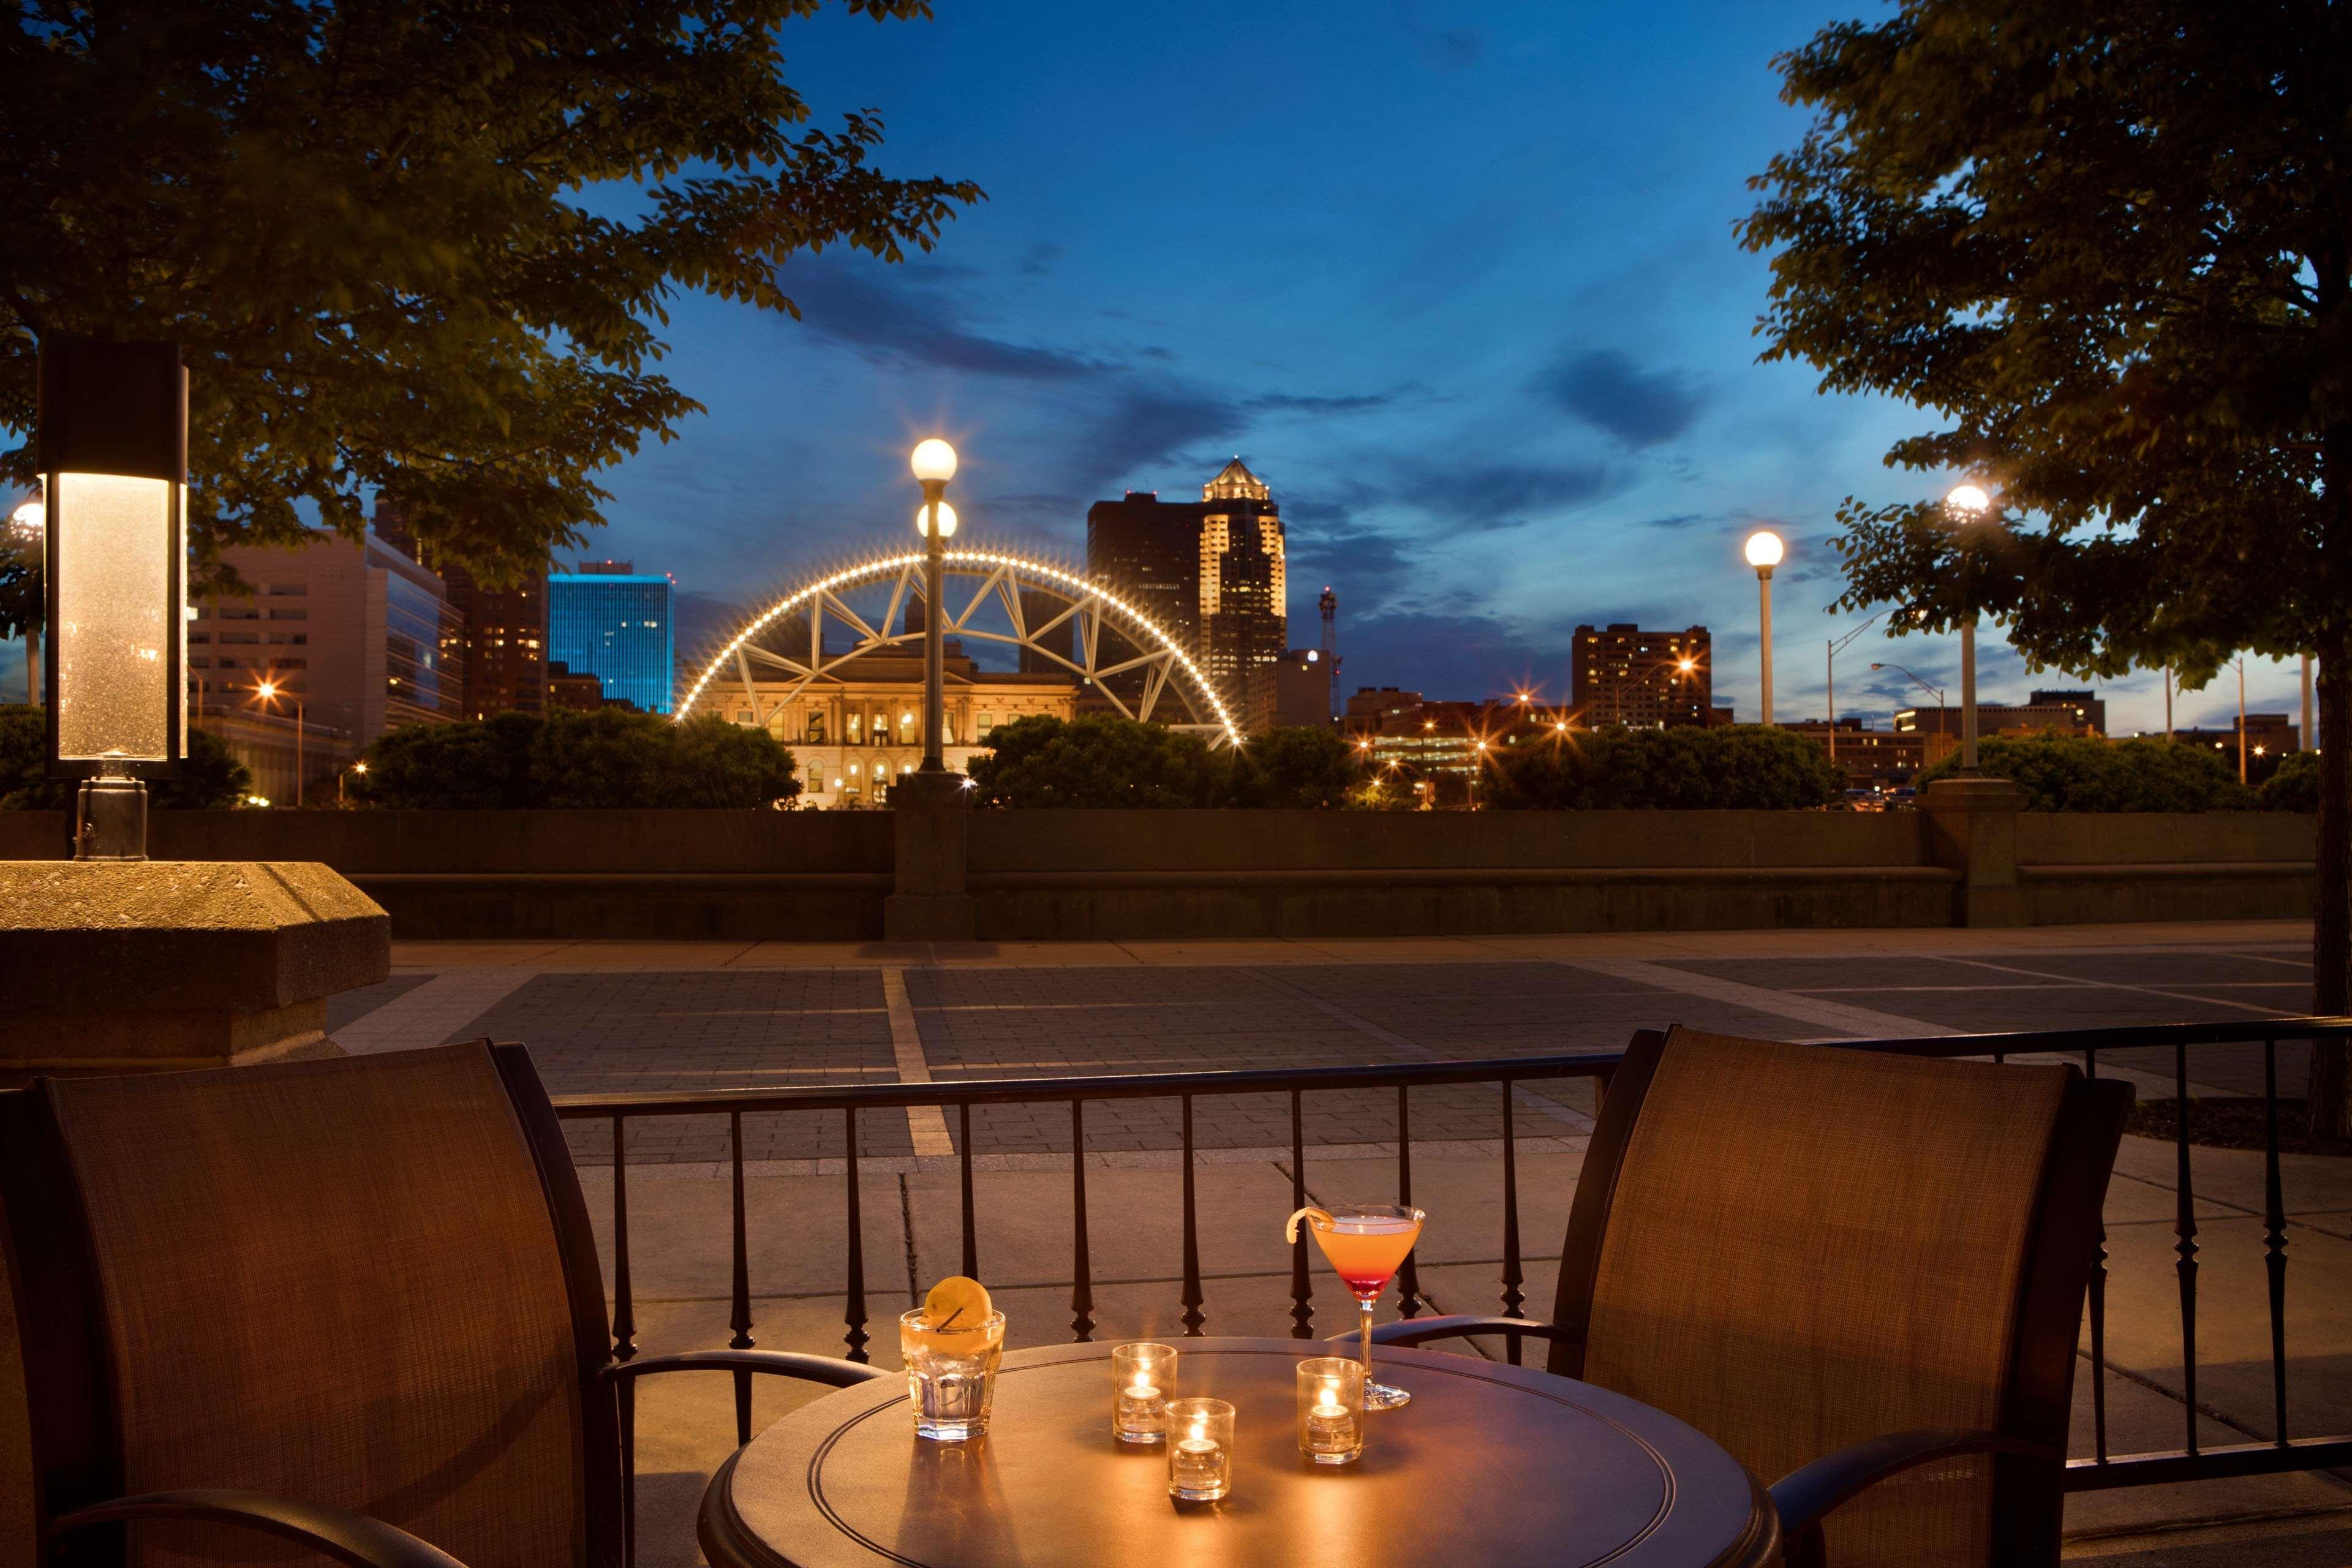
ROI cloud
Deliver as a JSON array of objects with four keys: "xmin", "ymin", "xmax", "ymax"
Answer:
[
  {"xmin": 1388, "ymin": 460, "xmax": 1614, "ymax": 531},
  {"xmin": 1635, "ymin": 511, "xmax": 1717, "ymax": 532},
  {"xmin": 1543, "ymin": 349, "xmax": 1708, "ymax": 449},
  {"xmin": 1248, "ymin": 391, "xmax": 1396, "ymax": 415},
  {"xmin": 1395, "ymin": 5, "xmax": 1484, "ymax": 69},
  {"xmin": 1016, "ymin": 241, "xmax": 1064, "ymax": 277},
  {"xmin": 1138, "ymin": 345, "xmax": 1176, "ymax": 361},
  {"xmin": 1075, "ymin": 387, "xmax": 1254, "ymax": 489},
  {"xmin": 782, "ymin": 256, "xmax": 1106, "ymax": 382}
]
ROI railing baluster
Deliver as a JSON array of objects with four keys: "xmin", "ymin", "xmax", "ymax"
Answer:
[
  {"xmin": 1289, "ymin": 1088, "xmax": 1312, "ymax": 1338},
  {"xmin": 2264, "ymin": 1036, "xmax": 2289, "ymax": 1443},
  {"xmin": 611, "ymin": 1115, "xmax": 636, "ymax": 1363},
  {"xmin": 843, "ymin": 1107, "xmax": 869, "ymax": 1363},
  {"xmin": 619, "ymin": 1374, "xmax": 638, "ymax": 1568},
  {"xmin": 960, "ymin": 1103, "xmax": 979, "ymax": 1280},
  {"xmin": 2086, "ymin": 1048, "xmax": 2108, "ymax": 1464},
  {"xmin": 1071, "ymin": 1100, "xmax": 1095, "ymax": 1341},
  {"xmin": 1501, "ymin": 1078, "xmax": 1524, "ymax": 1366},
  {"xmin": 1180, "ymin": 1095, "xmax": 1205, "ymax": 1336},
  {"xmin": 2174, "ymin": 1042, "xmax": 2200, "ymax": 1456},
  {"xmin": 1396, "ymin": 1084, "xmax": 1421, "ymax": 1320},
  {"xmin": 729, "ymin": 1110, "xmax": 755, "ymax": 1447}
]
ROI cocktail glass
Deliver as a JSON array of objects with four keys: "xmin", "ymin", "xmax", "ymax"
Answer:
[
  {"xmin": 899, "ymin": 1307, "xmax": 1007, "ymax": 1439},
  {"xmin": 1303, "ymin": 1203, "xmax": 1425, "ymax": 1410}
]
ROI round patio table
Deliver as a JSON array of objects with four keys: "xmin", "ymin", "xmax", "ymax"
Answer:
[{"xmin": 699, "ymin": 1337, "xmax": 1781, "ymax": 1568}]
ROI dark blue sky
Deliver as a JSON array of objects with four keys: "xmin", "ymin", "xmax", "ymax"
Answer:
[{"xmin": 0, "ymin": 1, "xmax": 2303, "ymax": 732}]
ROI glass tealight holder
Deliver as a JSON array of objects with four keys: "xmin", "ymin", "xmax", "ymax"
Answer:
[
  {"xmin": 899, "ymin": 1306, "xmax": 1007, "ymax": 1441},
  {"xmin": 1165, "ymin": 1398, "xmax": 1235, "ymax": 1502},
  {"xmin": 1112, "ymin": 1343, "xmax": 1178, "ymax": 1444},
  {"xmin": 1296, "ymin": 1356, "xmax": 1366, "ymax": 1464}
]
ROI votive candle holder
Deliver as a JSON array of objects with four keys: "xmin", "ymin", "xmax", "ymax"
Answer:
[
  {"xmin": 1166, "ymin": 1398, "xmax": 1235, "ymax": 1501},
  {"xmin": 1295, "ymin": 1356, "xmax": 1366, "ymax": 1464},
  {"xmin": 1111, "ymin": 1343, "xmax": 1178, "ymax": 1444}
]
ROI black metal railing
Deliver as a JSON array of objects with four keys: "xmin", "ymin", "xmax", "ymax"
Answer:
[{"xmin": 551, "ymin": 1017, "xmax": 2352, "ymax": 1493}]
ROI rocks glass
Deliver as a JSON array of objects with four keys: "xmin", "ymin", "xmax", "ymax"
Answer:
[
  {"xmin": 1166, "ymin": 1398, "xmax": 1235, "ymax": 1501},
  {"xmin": 1296, "ymin": 1356, "xmax": 1366, "ymax": 1464},
  {"xmin": 899, "ymin": 1306, "xmax": 1006, "ymax": 1440},
  {"xmin": 1112, "ymin": 1343, "xmax": 1177, "ymax": 1444}
]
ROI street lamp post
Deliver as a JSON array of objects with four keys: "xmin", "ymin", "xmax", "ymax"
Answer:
[
  {"xmin": 1872, "ymin": 662, "xmax": 1949, "ymax": 773},
  {"xmin": 1942, "ymin": 483, "xmax": 1997, "ymax": 771},
  {"xmin": 254, "ymin": 679, "xmax": 304, "ymax": 807},
  {"xmin": 1744, "ymin": 531, "xmax": 1783, "ymax": 725},
  {"xmin": 1826, "ymin": 610, "xmax": 1890, "ymax": 769},
  {"xmin": 341, "ymin": 758, "xmax": 366, "ymax": 806},
  {"xmin": 910, "ymin": 439, "xmax": 958, "ymax": 772}
]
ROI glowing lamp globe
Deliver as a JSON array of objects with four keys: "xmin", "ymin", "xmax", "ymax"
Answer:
[
  {"xmin": 917, "ymin": 500, "xmax": 959, "ymax": 539},
  {"xmin": 910, "ymin": 439, "xmax": 959, "ymax": 484},
  {"xmin": 1946, "ymin": 483, "xmax": 1992, "ymax": 514},
  {"xmin": 1744, "ymin": 530, "xmax": 1784, "ymax": 571}
]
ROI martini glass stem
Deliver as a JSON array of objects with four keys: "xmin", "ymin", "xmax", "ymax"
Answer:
[{"xmin": 1360, "ymin": 1297, "xmax": 1374, "ymax": 1379}]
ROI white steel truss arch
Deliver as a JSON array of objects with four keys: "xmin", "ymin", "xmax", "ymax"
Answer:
[{"xmin": 677, "ymin": 549, "xmax": 1244, "ymax": 747}]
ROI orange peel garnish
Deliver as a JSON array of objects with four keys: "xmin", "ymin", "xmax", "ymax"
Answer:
[{"xmin": 1284, "ymin": 1206, "xmax": 1333, "ymax": 1245}]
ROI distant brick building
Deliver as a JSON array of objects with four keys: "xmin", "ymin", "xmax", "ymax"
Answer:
[{"xmin": 1571, "ymin": 625, "xmax": 1712, "ymax": 728}]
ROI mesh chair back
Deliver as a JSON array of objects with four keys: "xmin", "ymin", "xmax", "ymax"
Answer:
[
  {"xmin": 1572, "ymin": 1028, "xmax": 2072, "ymax": 1566},
  {"xmin": 35, "ymin": 1044, "xmax": 590, "ymax": 1568}
]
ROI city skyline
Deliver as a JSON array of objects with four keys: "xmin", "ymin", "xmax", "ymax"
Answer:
[{"xmin": 0, "ymin": 0, "xmax": 2316, "ymax": 736}]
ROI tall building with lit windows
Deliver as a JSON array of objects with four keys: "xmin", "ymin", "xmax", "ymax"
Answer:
[
  {"xmin": 548, "ymin": 562, "xmax": 676, "ymax": 715},
  {"xmin": 1085, "ymin": 458, "xmax": 1287, "ymax": 723},
  {"xmin": 371, "ymin": 503, "xmax": 546, "ymax": 719},
  {"xmin": 1571, "ymin": 624, "xmax": 1713, "ymax": 728}
]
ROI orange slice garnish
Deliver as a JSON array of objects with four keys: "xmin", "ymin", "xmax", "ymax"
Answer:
[
  {"xmin": 923, "ymin": 1275, "xmax": 992, "ymax": 1331},
  {"xmin": 1285, "ymin": 1206, "xmax": 1333, "ymax": 1245}
]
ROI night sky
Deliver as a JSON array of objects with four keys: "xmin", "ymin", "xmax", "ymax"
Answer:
[{"xmin": 0, "ymin": 1, "xmax": 2309, "ymax": 734}]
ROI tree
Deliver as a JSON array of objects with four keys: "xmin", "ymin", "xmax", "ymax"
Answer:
[
  {"xmin": 0, "ymin": 705, "xmax": 249, "ymax": 809},
  {"xmin": 1487, "ymin": 725, "xmax": 1846, "ymax": 811},
  {"xmin": 965, "ymin": 715, "xmax": 1229, "ymax": 809},
  {"xmin": 1741, "ymin": 1, "xmax": 2352, "ymax": 1133},
  {"xmin": 0, "ymin": 2, "xmax": 978, "ymax": 588},
  {"xmin": 1917, "ymin": 733, "xmax": 2256, "ymax": 812},
  {"xmin": 2264, "ymin": 752, "xmax": 2323, "ymax": 814},
  {"xmin": 353, "ymin": 709, "xmax": 799, "ymax": 808},
  {"xmin": 1224, "ymin": 726, "xmax": 1361, "ymax": 809}
]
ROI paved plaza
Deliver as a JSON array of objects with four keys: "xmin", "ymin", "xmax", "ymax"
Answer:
[{"xmin": 329, "ymin": 921, "xmax": 2352, "ymax": 1563}]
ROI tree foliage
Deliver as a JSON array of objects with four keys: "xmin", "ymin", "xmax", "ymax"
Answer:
[
  {"xmin": 1487, "ymin": 725, "xmax": 1847, "ymax": 812},
  {"xmin": 354, "ymin": 710, "xmax": 799, "ymax": 809},
  {"xmin": 1225, "ymin": 725, "xmax": 1362, "ymax": 809},
  {"xmin": 0, "ymin": 705, "xmax": 248, "ymax": 808},
  {"xmin": 0, "ymin": 1, "xmax": 978, "ymax": 587},
  {"xmin": 1917, "ymin": 733, "xmax": 2256, "ymax": 813},
  {"xmin": 965, "ymin": 715, "xmax": 1230, "ymax": 809},
  {"xmin": 1742, "ymin": 0, "xmax": 2352, "ymax": 1129},
  {"xmin": 2263, "ymin": 751, "xmax": 2323, "ymax": 813}
]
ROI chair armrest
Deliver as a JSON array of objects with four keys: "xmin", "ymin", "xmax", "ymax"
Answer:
[
  {"xmin": 1770, "ymin": 1428, "xmax": 2056, "ymax": 1548},
  {"xmin": 600, "ymin": 1348, "xmax": 888, "ymax": 1390},
  {"xmin": 53, "ymin": 1488, "xmax": 466, "ymax": 1568},
  {"xmin": 1332, "ymin": 1314, "xmax": 1570, "ymax": 1349}
]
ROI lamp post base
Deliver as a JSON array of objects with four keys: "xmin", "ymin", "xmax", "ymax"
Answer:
[
  {"xmin": 72, "ymin": 775, "xmax": 146, "ymax": 861},
  {"xmin": 884, "ymin": 769, "xmax": 976, "ymax": 942}
]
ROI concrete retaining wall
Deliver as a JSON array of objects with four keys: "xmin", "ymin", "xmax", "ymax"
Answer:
[{"xmin": 0, "ymin": 807, "xmax": 2317, "ymax": 939}]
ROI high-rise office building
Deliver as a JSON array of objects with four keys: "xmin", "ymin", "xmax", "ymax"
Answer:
[
  {"xmin": 369, "ymin": 503, "xmax": 548, "ymax": 719},
  {"xmin": 1085, "ymin": 459, "xmax": 1287, "ymax": 719},
  {"xmin": 1571, "ymin": 624, "xmax": 1713, "ymax": 728},
  {"xmin": 548, "ymin": 562, "xmax": 676, "ymax": 714},
  {"xmin": 1197, "ymin": 459, "xmax": 1286, "ymax": 709}
]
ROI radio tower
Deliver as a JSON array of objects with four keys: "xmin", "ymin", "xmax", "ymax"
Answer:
[{"xmin": 1318, "ymin": 586, "xmax": 1340, "ymax": 720}]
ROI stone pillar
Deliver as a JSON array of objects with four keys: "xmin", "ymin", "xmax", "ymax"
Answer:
[
  {"xmin": 884, "ymin": 770, "xmax": 977, "ymax": 941},
  {"xmin": 1920, "ymin": 776, "xmax": 2029, "ymax": 927},
  {"xmin": 0, "ymin": 861, "xmax": 391, "ymax": 1076}
]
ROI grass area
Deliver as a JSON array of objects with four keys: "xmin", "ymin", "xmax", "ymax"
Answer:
[{"xmin": 2128, "ymin": 1098, "xmax": 2352, "ymax": 1158}]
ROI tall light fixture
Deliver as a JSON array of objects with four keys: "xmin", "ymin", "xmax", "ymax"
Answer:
[
  {"xmin": 1943, "ymin": 483, "xmax": 1993, "ymax": 771},
  {"xmin": 6, "ymin": 494, "xmax": 41, "ymax": 704},
  {"xmin": 1744, "ymin": 530, "xmax": 1784, "ymax": 725},
  {"xmin": 40, "ymin": 335, "xmax": 187, "ymax": 861},
  {"xmin": 910, "ymin": 437, "xmax": 958, "ymax": 772}
]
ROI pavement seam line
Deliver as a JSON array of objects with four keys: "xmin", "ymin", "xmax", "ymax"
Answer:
[
  {"xmin": 1245, "ymin": 967, "xmax": 1594, "ymax": 1133},
  {"xmin": 881, "ymin": 968, "xmax": 956, "ymax": 1158},
  {"xmin": 332, "ymin": 968, "xmax": 543, "ymax": 1055},
  {"xmin": 1944, "ymin": 954, "xmax": 2295, "ymax": 1017},
  {"xmin": 1554, "ymin": 956, "xmax": 1947, "ymax": 1038}
]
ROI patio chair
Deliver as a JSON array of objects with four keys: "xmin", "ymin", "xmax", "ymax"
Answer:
[
  {"xmin": 0, "ymin": 1041, "xmax": 882, "ymax": 1568},
  {"xmin": 1368, "ymin": 1026, "xmax": 2130, "ymax": 1568}
]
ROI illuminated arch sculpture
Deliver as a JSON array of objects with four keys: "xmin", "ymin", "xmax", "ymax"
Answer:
[{"xmin": 677, "ymin": 548, "xmax": 1245, "ymax": 748}]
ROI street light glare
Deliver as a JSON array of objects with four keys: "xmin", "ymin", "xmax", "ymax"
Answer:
[
  {"xmin": 910, "ymin": 438, "xmax": 959, "ymax": 483},
  {"xmin": 916, "ymin": 500, "xmax": 959, "ymax": 538},
  {"xmin": 1945, "ymin": 483, "xmax": 1992, "ymax": 514},
  {"xmin": 255, "ymin": 680, "xmax": 278, "ymax": 700},
  {"xmin": 1744, "ymin": 530, "xmax": 1784, "ymax": 569}
]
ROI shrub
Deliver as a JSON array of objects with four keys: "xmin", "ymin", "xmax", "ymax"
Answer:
[
  {"xmin": 1487, "ymin": 724, "xmax": 1845, "ymax": 810},
  {"xmin": 2261, "ymin": 750, "xmax": 2321, "ymax": 813},
  {"xmin": 355, "ymin": 709, "xmax": 799, "ymax": 809},
  {"xmin": 1224, "ymin": 725, "xmax": 1362, "ymax": 809},
  {"xmin": 966, "ymin": 714, "xmax": 1228, "ymax": 808},
  {"xmin": 1917, "ymin": 732, "xmax": 2255, "ymax": 812},
  {"xmin": 0, "ymin": 704, "xmax": 251, "ymax": 810}
]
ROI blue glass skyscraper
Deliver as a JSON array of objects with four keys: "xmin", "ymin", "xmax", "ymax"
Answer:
[{"xmin": 547, "ymin": 564, "xmax": 674, "ymax": 715}]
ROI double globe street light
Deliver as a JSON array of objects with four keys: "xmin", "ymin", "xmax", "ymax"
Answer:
[
  {"xmin": 910, "ymin": 438, "xmax": 959, "ymax": 774},
  {"xmin": 1942, "ymin": 482, "xmax": 1993, "ymax": 773},
  {"xmin": 1744, "ymin": 530, "xmax": 1784, "ymax": 725}
]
